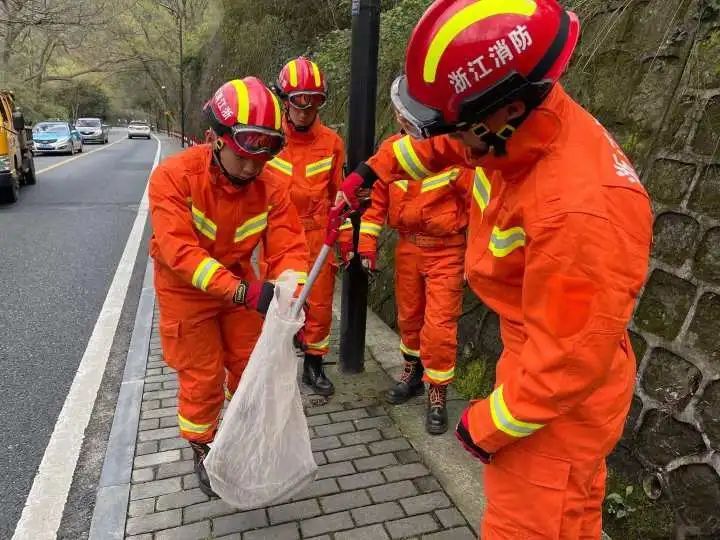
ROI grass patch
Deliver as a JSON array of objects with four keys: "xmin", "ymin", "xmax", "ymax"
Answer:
[{"xmin": 454, "ymin": 355, "xmax": 496, "ymax": 400}]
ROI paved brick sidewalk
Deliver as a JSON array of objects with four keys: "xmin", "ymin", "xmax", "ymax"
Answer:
[{"xmin": 120, "ymin": 306, "xmax": 476, "ymax": 540}]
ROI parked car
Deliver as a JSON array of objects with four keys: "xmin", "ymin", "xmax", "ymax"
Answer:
[
  {"xmin": 0, "ymin": 91, "xmax": 36, "ymax": 203},
  {"xmin": 33, "ymin": 121, "xmax": 83, "ymax": 155},
  {"xmin": 127, "ymin": 121, "xmax": 151, "ymax": 139},
  {"xmin": 76, "ymin": 117, "xmax": 109, "ymax": 144}
]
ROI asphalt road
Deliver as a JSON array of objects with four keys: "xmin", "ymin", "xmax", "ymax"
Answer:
[{"xmin": 0, "ymin": 129, "xmax": 177, "ymax": 537}]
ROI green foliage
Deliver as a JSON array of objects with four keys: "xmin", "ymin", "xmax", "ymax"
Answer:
[{"xmin": 454, "ymin": 356, "xmax": 496, "ymax": 400}]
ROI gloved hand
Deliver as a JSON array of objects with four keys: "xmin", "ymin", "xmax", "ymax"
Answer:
[
  {"xmin": 337, "ymin": 171, "xmax": 366, "ymax": 211},
  {"xmin": 338, "ymin": 240, "xmax": 354, "ymax": 268},
  {"xmin": 358, "ymin": 250, "xmax": 377, "ymax": 272},
  {"xmin": 455, "ymin": 407, "xmax": 492, "ymax": 464},
  {"xmin": 234, "ymin": 280, "xmax": 274, "ymax": 316}
]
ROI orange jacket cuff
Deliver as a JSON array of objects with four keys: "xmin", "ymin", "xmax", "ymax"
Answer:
[{"xmin": 466, "ymin": 398, "xmax": 517, "ymax": 454}]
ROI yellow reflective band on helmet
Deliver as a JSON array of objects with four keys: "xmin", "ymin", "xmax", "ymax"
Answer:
[
  {"xmin": 473, "ymin": 167, "xmax": 492, "ymax": 211},
  {"xmin": 360, "ymin": 222, "xmax": 382, "ymax": 237},
  {"xmin": 271, "ymin": 91, "xmax": 282, "ymax": 130},
  {"xmin": 192, "ymin": 257, "xmax": 222, "ymax": 291},
  {"xmin": 423, "ymin": 0, "xmax": 538, "ymax": 83},
  {"xmin": 308, "ymin": 334, "xmax": 330, "ymax": 351},
  {"xmin": 425, "ymin": 366, "xmax": 455, "ymax": 383},
  {"xmin": 268, "ymin": 156, "xmax": 293, "ymax": 175},
  {"xmin": 306, "ymin": 157, "xmax": 333, "ymax": 177},
  {"xmin": 400, "ymin": 341, "xmax": 420, "ymax": 358},
  {"xmin": 393, "ymin": 136, "xmax": 431, "ymax": 181},
  {"xmin": 489, "ymin": 384, "xmax": 544, "ymax": 438},
  {"xmin": 191, "ymin": 205, "xmax": 217, "ymax": 241},
  {"xmin": 393, "ymin": 180, "xmax": 409, "ymax": 192},
  {"xmin": 235, "ymin": 211, "xmax": 269, "ymax": 243},
  {"xmin": 178, "ymin": 414, "xmax": 213, "ymax": 434},
  {"xmin": 339, "ymin": 219, "xmax": 353, "ymax": 231},
  {"xmin": 421, "ymin": 169, "xmax": 458, "ymax": 193},
  {"xmin": 230, "ymin": 79, "xmax": 250, "ymax": 124},
  {"xmin": 289, "ymin": 60, "xmax": 298, "ymax": 87},
  {"xmin": 489, "ymin": 226, "xmax": 526, "ymax": 257},
  {"xmin": 296, "ymin": 271, "xmax": 308, "ymax": 285},
  {"xmin": 311, "ymin": 61, "xmax": 322, "ymax": 87}
]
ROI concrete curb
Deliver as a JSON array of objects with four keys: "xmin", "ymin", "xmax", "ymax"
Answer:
[{"xmin": 89, "ymin": 260, "xmax": 155, "ymax": 540}]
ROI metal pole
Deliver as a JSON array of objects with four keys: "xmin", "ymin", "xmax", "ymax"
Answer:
[
  {"xmin": 339, "ymin": 0, "xmax": 380, "ymax": 374},
  {"xmin": 178, "ymin": 1, "xmax": 185, "ymax": 148}
]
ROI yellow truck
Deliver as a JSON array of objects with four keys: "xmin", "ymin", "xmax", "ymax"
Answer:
[{"xmin": 0, "ymin": 91, "xmax": 36, "ymax": 204}]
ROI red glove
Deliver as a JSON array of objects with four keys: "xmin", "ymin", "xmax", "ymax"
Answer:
[
  {"xmin": 358, "ymin": 251, "xmax": 377, "ymax": 272},
  {"xmin": 325, "ymin": 204, "xmax": 350, "ymax": 246},
  {"xmin": 338, "ymin": 171, "xmax": 365, "ymax": 210},
  {"xmin": 234, "ymin": 280, "xmax": 274, "ymax": 316},
  {"xmin": 455, "ymin": 407, "xmax": 492, "ymax": 464}
]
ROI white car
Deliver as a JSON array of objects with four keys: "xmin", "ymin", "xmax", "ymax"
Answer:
[{"xmin": 128, "ymin": 121, "xmax": 151, "ymax": 140}]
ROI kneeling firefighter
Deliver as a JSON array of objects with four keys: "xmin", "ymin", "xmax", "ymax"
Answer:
[
  {"xmin": 149, "ymin": 77, "xmax": 309, "ymax": 497},
  {"xmin": 336, "ymin": 0, "xmax": 653, "ymax": 537}
]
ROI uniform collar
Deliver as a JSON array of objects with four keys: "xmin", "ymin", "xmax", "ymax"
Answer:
[
  {"xmin": 283, "ymin": 114, "xmax": 322, "ymax": 143},
  {"xmin": 470, "ymin": 84, "xmax": 567, "ymax": 180}
]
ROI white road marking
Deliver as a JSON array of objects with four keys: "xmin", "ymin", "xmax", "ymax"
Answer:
[
  {"xmin": 12, "ymin": 135, "xmax": 163, "ymax": 540},
  {"xmin": 36, "ymin": 136, "xmax": 127, "ymax": 175}
]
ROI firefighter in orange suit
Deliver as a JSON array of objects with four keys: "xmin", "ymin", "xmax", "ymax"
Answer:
[
  {"xmin": 336, "ymin": 1, "xmax": 653, "ymax": 537},
  {"xmin": 149, "ymin": 77, "xmax": 308, "ymax": 497},
  {"xmin": 339, "ymin": 134, "xmax": 473, "ymax": 434},
  {"xmin": 268, "ymin": 57, "xmax": 346, "ymax": 395}
]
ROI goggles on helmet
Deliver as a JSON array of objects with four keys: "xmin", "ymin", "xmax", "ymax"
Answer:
[
  {"xmin": 288, "ymin": 91, "xmax": 327, "ymax": 110},
  {"xmin": 228, "ymin": 125, "xmax": 285, "ymax": 157}
]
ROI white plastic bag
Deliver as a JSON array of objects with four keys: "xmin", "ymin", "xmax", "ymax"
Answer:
[{"xmin": 204, "ymin": 271, "xmax": 317, "ymax": 509}]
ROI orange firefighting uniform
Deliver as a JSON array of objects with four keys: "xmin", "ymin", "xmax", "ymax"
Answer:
[
  {"xmin": 266, "ymin": 117, "xmax": 345, "ymax": 356},
  {"xmin": 365, "ymin": 85, "xmax": 653, "ymax": 538},
  {"xmin": 349, "ymin": 134, "xmax": 472, "ymax": 385},
  {"xmin": 149, "ymin": 144, "xmax": 309, "ymax": 443}
]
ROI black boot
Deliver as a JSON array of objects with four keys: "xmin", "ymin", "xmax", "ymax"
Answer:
[
  {"xmin": 302, "ymin": 354, "xmax": 335, "ymax": 396},
  {"xmin": 386, "ymin": 355, "xmax": 425, "ymax": 405},
  {"xmin": 426, "ymin": 384, "xmax": 448, "ymax": 435},
  {"xmin": 190, "ymin": 442, "xmax": 218, "ymax": 498}
]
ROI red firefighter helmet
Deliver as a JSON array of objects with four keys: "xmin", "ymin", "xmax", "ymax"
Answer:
[
  {"xmin": 391, "ymin": 0, "xmax": 580, "ymax": 139},
  {"xmin": 275, "ymin": 57, "xmax": 328, "ymax": 110},
  {"xmin": 203, "ymin": 77, "xmax": 284, "ymax": 161}
]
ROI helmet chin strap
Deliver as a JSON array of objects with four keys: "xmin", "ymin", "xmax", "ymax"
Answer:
[
  {"xmin": 473, "ymin": 114, "xmax": 527, "ymax": 157},
  {"xmin": 212, "ymin": 142, "xmax": 257, "ymax": 187},
  {"xmin": 285, "ymin": 105, "xmax": 316, "ymax": 133}
]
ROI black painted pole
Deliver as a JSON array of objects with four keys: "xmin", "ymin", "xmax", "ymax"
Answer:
[{"xmin": 339, "ymin": 0, "xmax": 380, "ymax": 374}]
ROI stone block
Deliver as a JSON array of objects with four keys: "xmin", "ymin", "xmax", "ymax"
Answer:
[
  {"xmin": 637, "ymin": 410, "xmax": 706, "ymax": 466},
  {"xmin": 138, "ymin": 426, "xmax": 181, "ymax": 442},
  {"xmin": 139, "ymin": 418, "xmax": 160, "ymax": 431},
  {"xmin": 686, "ymin": 293, "xmax": 720, "ymax": 362},
  {"xmin": 355, "ymin": 416, "xmax": 393, "ymax": 431},
  {"xmin": 422, "ymin": 528, "xmax": 476, "ymax": 540},
  {"xmin": 182, "ymin": 473, "xmax": 198, "ymax": 490},
  {"xmin": 383, "ymin": 463, "xmax": 430, "ymax": 483},
  {"xmin": 156, "ymin": 459, "xmax": 195, "ymax": 479},
  {"xmin": 369, "ymin": 438, "xmax": 411, "ymax": 455},
  {"xmin": 132, "ymin": 468, "xmax": 155, "ymax": 483},
  {"xmin": 326, "ymin": 444, "xmax": 370, "ymax": 463},
  {"xmin": 645, "ymin": 158, "xmax": 696, "ymax": 205},
  {"xmin": 316, "ymin": 461, "xmax": 356, "ymax": 480},
  {"xmin": 641, "ymin": 348, "xmax": 702, "ymax": 410},
  {"xmin": 668, "ymin": 464, "xmax": 720, "ymax": 531},
  {"xmin": 268, "ymin": 499, "xmax": 321, "ymax": 524},
  {"xmin": 130, "ymin": 477, "xmax": 182, "ymax": 500},
  {"xmin": 134, "ymin": 450, "xmax": 181, "ymax": 469},
  {"xmin": 652, "ymin": 212, "xmax": 700, "ymax": 266},
  {"xmin": 160, "ymin": 415, "xmax": 178, "ymax": 428},
  {"xmin": 154, "ymin": 520, "xmax": 210, "ymax": 540},
  {"xmin": 330, "ymin": 409, "xmax": 370, "ymax": 422},
  {"xmin": 385, "ymin": 514, "xmax": 439, "ymax": 538},
  {"xmin": 244, "ymin": 523, "xmax": 300, "ymax": 540},
  {"xmin": 692, "ymin": 97, "xmax": 720, "ymax": 156},
  {"xmin": 335, "ymin": 524, "xmax": 390, "ymax": 540},
  {"xmin": 311, "ymin": 436, "xmax": 342, "ymax": 452},
  {"xmin": 294, "ymin": 478, "xmax": 340, "ymax": 499},
  {"xmin": 314, "ymin": 421, "xmax": 356, "ymax": 437},
  {"xmin": 126, "ymin": 510, "xmax": 181, "ymax": 536},
  {"xmin": 351, "ymin": 502, "xmax": 404, "ymax": 526},
  {"xmin": 136, "ymin": 441, "xmax": 158, "ymax": 456},
  {"xmin": 128, "ymin": 498, "xmax": 155, "ymax": 517},
  {"xmin": 412, "ymin": 476, "xmax": 442, "ymax": 494},
  {"xmin": 313, "ymin": 452, "xmax": 328, "ymax": 466},
  {"xmin": 306, "ymin": 414, "xmax": 331, "ymax": 427},
  {"xmin": 339, "ymin": 429, "xmax": 383, "ymax": 446},
  {"xmin": 400, "ymin": 492, "xmax": 451, "ymax": 515},
  {"xmin": 434, "ymin": 508, "xmax": 467, "ymax": 528},
  {"xmin": 320, "ymin": 489, "xmax": 372, "ymax": 513},
  {"xmin": 337, "ymin": 470, "xmax": 385, "ymax": 491},
  {"xmin": 694, "ymin": 227, "xmax": 720, "ymax": 285},
  {"xmin": 395, "ymin": 450, "xmax": 421, "ymax": 465},
  {"xmin": 697, "ymin": 381, "xmax": 720, "ymax": 450},
  {"xmin": 183, "ymin": 499, "xmax": 236, "ymax": 523},
  {"xmin": 156, "ymin": 488, "xmax": 208, "ymax": 511},
  {"xmin": 368, "ymin": 480, "xmax": 418, "ymax": 503},
  {"xmin": 211, "ymin": 509, "xmax": 268, "ymax": 535},
  {"xmin": 635, "ymin": 270, "xmax": 696, "ymax": 339},
  {"xmin": 628, "ymin": 331, "xmax": 647, "ymax": 365},
  {"xmin": 300, "ymin": 511, "xmax": 354, "ymax": 537},
  {"xmin": 159, "ymin": 438, "xmax": 188, "ymax": 451},
  {"xmin": 355, "ymin": 453, "xmax": 399, "ymax": 472}
]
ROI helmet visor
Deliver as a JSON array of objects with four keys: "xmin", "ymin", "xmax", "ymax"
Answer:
[
  {"xmin": 231, "ymin": 125, "xmax": 285, "ymax": 157},
  {"xmin": 288, "ymin": 91, "xmax": 327, "ymax": 110},
  {"xmin": 390, "ymin": 76, "xmax": 456, "ymax": 139}
]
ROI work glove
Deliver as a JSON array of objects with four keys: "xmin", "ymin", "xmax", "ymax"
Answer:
[
  {"xmin": 455, "ymin": 407, "xmax": 492, "ymax": 464},
  {"xmin": 233, "ymin": 280, "xmax": 275, "ymax": 316},
  {"xmin": 338, "ymin": 240, "xmax": 354, "ymax": 268},
  {"xmin": 336, "ymin": 172, "xmax": 371, "ymax": 212}
]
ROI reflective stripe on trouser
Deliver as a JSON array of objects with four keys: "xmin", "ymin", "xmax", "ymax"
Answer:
[
  {"xmin": 394, "ymin": 238, "xmax": 464, "ymax": 385},
  {"xmin": 156, "ymin": 292, "xmax": 263, "ymax": 443},
  {"xmin": 303, "ymin": 227, "xmax": 338, "ymax": 356}
]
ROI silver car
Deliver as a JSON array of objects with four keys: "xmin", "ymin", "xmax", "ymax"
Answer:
[
  {"xmin": 76, "ymin": 117, "xmax": 109, "ymax": 144},
  {"xmin": 128, "ymin": 121, "xmax": 152, "ymax": 140},
  {"xmin": 32, "ymin": 121, "xmax": 83, "ymax": 155}
]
